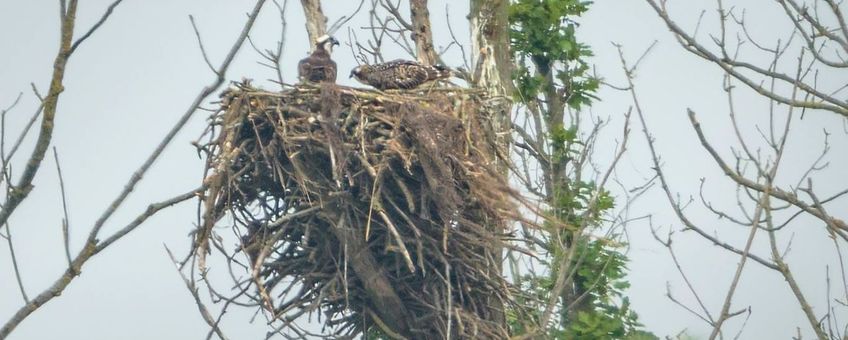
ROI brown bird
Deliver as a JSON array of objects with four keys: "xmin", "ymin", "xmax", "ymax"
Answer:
[
  {"xmin": 349, "ymin": 60, "xmax": 451, "ymax": 90},
  {"xmin": 297, "ymin": 35, "xmax": 339, "ymax": 83}
]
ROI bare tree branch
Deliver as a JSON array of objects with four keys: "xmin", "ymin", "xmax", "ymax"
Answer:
[
  {"xmin": 0, "ymin": 0, "xmax": 81, "ymax": 232},
  {"xmin": 0, "ymin": 0, "xmax": 266, "ymax": 336},
  {"xmin": 165, "ymin": 245, "xmax": 229, "ymax": 340}
]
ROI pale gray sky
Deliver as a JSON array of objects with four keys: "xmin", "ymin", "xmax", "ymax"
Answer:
[{"xmin": 1, "ymin": 1, "xmax": 845, "ymax": 339}]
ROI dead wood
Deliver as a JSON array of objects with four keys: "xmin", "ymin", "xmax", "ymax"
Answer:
[{"xmin": 196, "ymin": 81, "xmax": 527, "ymax": 339}]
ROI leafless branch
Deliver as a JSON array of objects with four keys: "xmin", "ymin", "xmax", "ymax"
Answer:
[
  {"xmin": 0, "ymin": 0, "xmax": 266, "ymax": 336},
  {"xmin": 189, "ymin": 15, "xmax": 219, "ymax": 75},
  {"xmin": 643, "ymin": 0, "xmax": 848, "ymax": 117},
  {"xmin": 165, "ymin": 245, "xmax": 229, "ymax": 340},
  {"xmin": 68, "ymin": 0, "xmax": 125, "ymax": 55},
  {"xmin": 2, "ymin": 223, "xmax": 28, "ymax": 304},
  {"xmin": 0, "ymin": 0, "xmax": 80, "ymax": 233},
  {"xmin": 52, "ymin": 147, "xmax": 72, "ymax": 267}
]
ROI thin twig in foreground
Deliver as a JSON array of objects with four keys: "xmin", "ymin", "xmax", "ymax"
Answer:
[{"xmin": 165, "ymin": 245, "xmax": 229, "ymax": 340}]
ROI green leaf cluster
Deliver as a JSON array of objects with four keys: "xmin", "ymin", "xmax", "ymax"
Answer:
[
  {"xmin": 509, "ymin": 0, "xmax": 599, "ymax": 109},
  {"xmin": 507, "ymin": 1, "xmax": 656, "ymax": 339}
]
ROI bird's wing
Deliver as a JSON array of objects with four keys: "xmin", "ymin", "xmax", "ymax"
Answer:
[
  {"xmin": 324, "ymin": 59, "xmax": 338, "ymax": 83},
  {"xmin": 297, "ymin": 57, "xmax": 311, "ymax": 81},
  {"xmin": 388, "ymin": 62, "xmax": 430, "ymax": 89}
]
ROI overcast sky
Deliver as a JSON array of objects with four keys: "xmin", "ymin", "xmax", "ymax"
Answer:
[{"xmin": 1, "ymin": 1, "xmax": 846, "ymax": 339}]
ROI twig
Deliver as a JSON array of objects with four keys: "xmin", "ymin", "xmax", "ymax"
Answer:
[
  {"xmin": 189, "ymin": 15, "xmax": 219, "ymax": 75},
  {"xmin": 96, "ymin": 0, "xmax": 267, "ymax": 267},
  {"xmin": 0, "ymin": 186, "xmax": 201, "ymax": 337},
  {"xmin": 68, "ymin": 0, "xmax": 125, "ymax": 55},
  {"xmin": 52, "ymin": 147, "xmax": 72, "ymax": 267},
  {"xmin": 3, "ymin": 224, "xmax": 29, "ymax": 304},
  {"xmin": 165, "ymin": 245, "xmax": 229, "ymax": 340},
  {"xmin": 0, "ymin": 0, "xmax": 80, "ymax": 233}
]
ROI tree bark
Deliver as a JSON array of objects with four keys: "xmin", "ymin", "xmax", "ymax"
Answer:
[
  {"xmin": 300, "ymin": 0, "xmax": 328, "ymax": 50},
  {"xmin": 470, "ymin": 0, "xmax": 514, "ymax": 99},
  {"xmin": 469, "ymin": 0, "xmax": 514, "ymax": 333},
  {"xmin": 409, "ymin": 0, "xmax": 438, "ymax": 65}
]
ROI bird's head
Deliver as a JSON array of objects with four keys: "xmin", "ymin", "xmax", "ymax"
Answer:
[
  {"xmin": 349, "ymin": 65, "xmax": 365, "ymax": 81},
  {"xmin": 316, "ymin": 35, "xmax": 340, "ymax": 52}
]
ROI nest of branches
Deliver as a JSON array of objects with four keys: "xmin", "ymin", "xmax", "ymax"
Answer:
[{"xmin": 196, "ymin": 82, "xmax": 522, "ymax": 339}]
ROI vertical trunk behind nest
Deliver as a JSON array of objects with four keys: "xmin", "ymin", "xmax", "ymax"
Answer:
[
  {"xmin": 410, "ymin": 0, "xmax": 438, "ymax": 65},
  {"xmin": 300, "ymin": 0, "xmax": 328, "ymax": 50},
  {"xmin": 470, "ymin": 0, "xmax": 514, "ymax": 334}
]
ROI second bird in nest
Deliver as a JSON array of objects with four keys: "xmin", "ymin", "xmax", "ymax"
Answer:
[
  {"xmin": 298, "ymin": 35, "xmax": 339, "ymax": 83},
  {"xmin": 350, "ymin": 60, "xmax": 451, "ymax": 90}
]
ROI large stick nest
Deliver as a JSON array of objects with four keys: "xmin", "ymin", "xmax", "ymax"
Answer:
[{"xmin": 196, "ymin": 82, "xmax": 523, "ymax": 339}]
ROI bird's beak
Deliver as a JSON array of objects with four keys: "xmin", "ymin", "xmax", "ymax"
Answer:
[
  {"xmin": 348, "ymin": 71, "xmax": 354, "ymax": 78},
  {"xmin": 332, "ymin": 38, "xmax": 340, "ymax": 46}
]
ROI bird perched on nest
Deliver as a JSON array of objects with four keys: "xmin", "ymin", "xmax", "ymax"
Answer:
[
  {"xmin": 349, "ymin": 60, "xmax": 451, "ymax": 90},
  {"xmin": 297, "ymin": 35, "xmax": 339, "ymax": 83}
]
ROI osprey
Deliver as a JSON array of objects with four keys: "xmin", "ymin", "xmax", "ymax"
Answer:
[
  {"xmin": 349, "ymin": 60, "xmax": 451, "ymax": 90},
  {"xmin": 297, "ymin": 35, "xmax": 339, "ymax": 83}
]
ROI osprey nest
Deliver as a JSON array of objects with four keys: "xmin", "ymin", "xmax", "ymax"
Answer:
[{"xmin": 196, "ymin": 82, "xmax": 522, "ymax": 339}]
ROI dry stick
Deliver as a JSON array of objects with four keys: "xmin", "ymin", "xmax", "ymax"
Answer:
[
  {"xmin": 692, "ymin": 114, "xmax": 848, "ymax": 237},
  {"xmin": 444, "ymin": 260, "xmax": 452, "ymax": 339},
  {"xmin": 93, "ymin": 1, "xmax": 263, "ymax": 231},
  {"xmin": 52, "ymin": 147, "xmax": 72, "ymax": 267},
  {"xmin": 165, "ymin": 245, "xmax": 229, "ymax": 340},
  {"xmin": 189, "ymin": 15, "xmax": 218, "ymax": 75},
  {"xmin": 0, "ymin": 97, "xmax": 26, "ymax": 304},
  {"xmin": 325, "ymin": 0, "xmax": 365, "ymax": 35},
  {"xmin": 0, "ymin": 93, "xmax": 22, "ymax": 187},
  {"xmin": 0, "ymin": 3, "xmax": 264, "ymax": 337},
  {"xmin": 765, "ymin": 56, "xmax": 829, "ymax": 339},
  {"xmin": 94, "ymin": 186, "xmax": 203, "ymax": 254},
  {"xmin": 2, "ymin": 224, "xmax": 28, "ymax": 304},
  {"xmin": 616, "ymin": 45, "xmax": 780, "ymax": 271},
  {"xmin": 366, "ymin": 308, "xmax": 409, "ymax": 340},
  {"xmin": 777, "ymin": 0, "xmax": 848, "ymax": 68},
  {"xmin": 697, "ymin": 111, "xmax": 766, "ymax": 340},
  {"xmin": 766, "ymin": 187, "xmax": 828, "ymax": 340},
  {"xmin": 266, "ymin": 0, "xmax": 289, "ymax": 87},
  {"xmin": 643, "ymin": 0, "xmax": 848, "ymax": 117},
  {"xmin": 822, "ymin": 0, "xmax": 848, "ymax": 47},
  {"xmin": 67, "ymin": 0, "xmax": 124, "ymax": 56},
  {"xmin": 2, "ymin": 0, "xmax": 123, "ymax": 227},
  {"xmin": 0, "ymin": 186, "xmax": 200, "ymax": 338},
  {"xmin": 327, "ymin": 211, "xmax": 412, "ymax": 336},
  {"xmin": 651, "ymin": 227, "xmax": 716, "ymax": 325},
  {"xmin": 3, "ymin": 101, "xmax": 43, "ymax": 169},
  {"xmin": 0, "ymin": 0, "xmax": 79, "ymax": 233},
  {"xmin": 377, "ymin": 209, "xmax": 415, "ymax": 273},
  {"xmin": 615, "ymin": 41, "xmax": 757, "ymax": 337},
  {"xmin": 101, "ymin": 0, "xmax": 266, "ymax": 269},
  {"xmin": 693, "ymin": 99, "xmax": 789, "ymax": 339},
  {"xmin": 443, "ymin": 3, "xmax": 470, "ymax": 73}
]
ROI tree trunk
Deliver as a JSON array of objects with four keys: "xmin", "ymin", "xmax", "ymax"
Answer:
[
  {"xmin": 469, "ymin": 0, "xmax": 514, "ymax": 333},
  {"xmin": 300, "ymin": 0, "xmax": 328, "ymax": 50},
  {"xmin": 470, "ymin": 0, "xmax": 514, "ymax": 99},
  {"xmin": 409, "ymin": 0, "xmax": 438, "ymax": 65}
]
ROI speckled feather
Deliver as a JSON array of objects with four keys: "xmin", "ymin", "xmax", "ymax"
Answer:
[{"xmin": 352, "ymin": 59, "xmax": 450, "ymax": 90}]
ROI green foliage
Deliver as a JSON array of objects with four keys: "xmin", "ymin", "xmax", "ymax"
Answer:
[
  {"xmin": 565, "ymin": 241, "xmax": 644, "ymax": 339},
  {"xmin": 509, "ymin": 0, "xmax": 599, "ymax": 110},
  {"xmin": 507, "ymin": 1, "xmax": 656, "ymax": 339}
]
